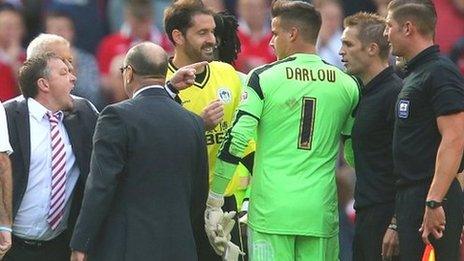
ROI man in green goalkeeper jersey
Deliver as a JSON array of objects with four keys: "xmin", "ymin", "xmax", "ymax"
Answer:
[{"xmin": 204, "ymin": 1, "xmax": 360, "ymax": 260}]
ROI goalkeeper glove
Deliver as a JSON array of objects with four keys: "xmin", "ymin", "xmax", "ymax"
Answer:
[
  {"xmin": 205, "ymin": 191, "xmax": 228, "ymax": 255},
  {"xmin": 218, "ymin": 211, "xmax": 245, "ymax": 261}
]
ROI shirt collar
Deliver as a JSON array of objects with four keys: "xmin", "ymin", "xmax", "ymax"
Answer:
[
  {"xmin": 27, "ymin": 98, "xmax": 63, "ymax": 123},
  {"xmin": 132, "ymin": 85, "xmax": 165, "ymax": 98},
  {"xmin": 363, "ymin": 66, "xmax": 395, "ymax": 95},
  {"xmin": 289, "ymin": 53, "xmax": 322, "ymax": 62},
  {"xmin": 404, "ymin": 45, "xmax": 440, "ymax": 74}
]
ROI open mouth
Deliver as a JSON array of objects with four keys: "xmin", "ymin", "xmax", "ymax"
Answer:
[{"xmin": 202, "ymin": 46, "xmax": 214, "ymax": 54}]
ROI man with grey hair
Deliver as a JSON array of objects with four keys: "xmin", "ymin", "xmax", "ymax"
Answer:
[
  {"xmin": 26, "ymin": 33, "xmax": 103, "ymax": 108},
  {"xmin": 4, "ymin": 33, "xmax": 200, "ymax": 260},
  {"xmin": 26, "ymin": 34, "xmax": 71, "ymax": 61},
  {"xmin": 70, "ymin": 42, "xmax": 209, "ymax": 261}
]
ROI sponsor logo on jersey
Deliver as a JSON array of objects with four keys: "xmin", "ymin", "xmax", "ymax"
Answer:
[
  {"xmin": 398, "ymin": 99, "xmax": 410, "ymax": 119},
  {"xmin": 205, "ymin": 122, "xmax": 229, "ymax": 145},
  {"xmin": 218, "ymin": 88, "xmax": 232, "ymax": 103}
]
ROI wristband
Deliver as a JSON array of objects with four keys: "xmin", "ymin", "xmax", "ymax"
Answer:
[
  {"xmin": 0, "ymin": 226, "xmax": 12, "ymax": 232},
  {"xmin": 387, "ymin": 223, "xmax": 397, "ymax": 231}
]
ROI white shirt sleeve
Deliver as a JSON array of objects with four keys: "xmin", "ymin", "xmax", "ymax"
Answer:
[
  {"xmin": 164, "ymin": 85, "xmax": 177, "ymax": 99},
  {"xmin": 0, "ymin": 102, "xmax": 13, "ymax": 155}
]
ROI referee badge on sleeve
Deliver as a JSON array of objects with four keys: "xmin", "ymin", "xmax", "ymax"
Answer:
[{"xmin": 398, "ymin": 99, "xmax": 410, "ymax": 119}]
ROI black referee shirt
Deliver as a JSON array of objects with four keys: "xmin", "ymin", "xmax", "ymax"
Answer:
[
  {"xmin": 393, "ymin": 45, "xmax": 464, "ymax": 185},
  {"xmin": 352, "ymin": 66, "xmax": 402, "ymax": 210}
]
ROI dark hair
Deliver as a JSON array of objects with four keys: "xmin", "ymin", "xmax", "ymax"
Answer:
[
  {"xmin": 164, "ymin": 0, "xmax": 214, "ymax": 45},
  {"xmin": 387, "ymin": 0, "xmax": 436, "ymax": 37},
  {"xmin": 19, "ymin": 52, "xmax": 60, "ymax": 98},
  {"xmin": 44, "ymin": 10, "xmax": 75, "ymax": 29},
  {"xmin": 344, "ymin": 12, "xmax": 390, "ymax": 60},
  {"xmin": 271, "ymin": 0, "xmax": 321, "ymax": 44},
  {"xmin": 126, "ymin": 43, "xmax": 168, "ymax": 77},
  {"xmin": 0, "ymin": 3, "xmax": 19, "ymax": 13},
  {"xmin": 214, "ymin": 11, "xmax": 241, "ymax": 64},
  {"xmin": 125, "ymin": 0, "xmax": 154, "ymax": 20},
  {"xmin": 0, "ymin": 3, "xmax": 23, "ymax": 21}
]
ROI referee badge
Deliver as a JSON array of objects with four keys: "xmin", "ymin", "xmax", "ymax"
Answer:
[
  {"xmin": 218, "ymin": 88, "xmax": 232, "ymax": 104},
  {"xmin": 398, "ymin": 99, "xmax": 410, "ymax": 119}
]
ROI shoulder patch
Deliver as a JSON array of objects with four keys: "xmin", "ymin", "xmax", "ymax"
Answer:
[{"xmin": 247, "ymin": 72, "xmax": 264, "ymax": 100}]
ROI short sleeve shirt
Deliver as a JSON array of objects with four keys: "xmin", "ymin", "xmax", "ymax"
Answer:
[
  {"xmin": 393, "ymin": 45, "xmax": 464, "ymax": 183},
  {"xmin": 352, "ymin": 67, "xmax": 402, "ymax": 209}
]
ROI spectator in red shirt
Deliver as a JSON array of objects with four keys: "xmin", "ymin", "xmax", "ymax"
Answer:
[
  {"xmin": 235, "ymin": 0, "xmax": 275, "ymax": 73},
  {"xmin": 0, "ymin": 63, "xmax": 16, "ymax": 101},
  {"xmin": 434, "ymin": 0, "xmax": 464, "ymax": 55},
  {"xmin": 0, "ymin": 4, "xmax": 26, "ymax": 100},
  {"xmin": 96, "ymin": 0, "xmax": 171, "ymax": 93}
]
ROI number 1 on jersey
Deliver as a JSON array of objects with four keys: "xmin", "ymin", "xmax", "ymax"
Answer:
[{"xmin": 298, "ymin": 97, "xmax": 316, "ymax": 150}]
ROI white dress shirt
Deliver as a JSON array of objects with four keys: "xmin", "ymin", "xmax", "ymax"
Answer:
[
  {"xmin": 0, "ymin": 101, "xmax": 12, "ymax": 154},
  {"xmin": 13, "ymin": 98, "xmax": 80, "ymax": 240}
]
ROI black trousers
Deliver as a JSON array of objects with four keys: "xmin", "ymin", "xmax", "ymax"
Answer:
[
  {"xmin": 353, "ymin": 201, "xmax": 399, "ymax": 261},
  {"xmin": 198, "ymin": 195, "xmax": 242, "ymax": 261},
  {"xmin": 396, "ymin": 179, "xmax": 463, "ymax": 261},
  {"xmin": 4, "ymin": 231, "xmax": 70, "ymax": 261}
]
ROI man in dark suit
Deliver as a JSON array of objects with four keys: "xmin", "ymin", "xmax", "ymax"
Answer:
[
  {"xmin": 3, "ymin": 51, "xmax": 98, "ymax": 261},
  {"xmin": 69, "ymin": 42, "xmax": 209, "ymax": 261}
]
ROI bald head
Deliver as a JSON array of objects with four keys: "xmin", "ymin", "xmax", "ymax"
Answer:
[{"xmin": 124, "ymin": 42, "xmax": 168, "ymax": 78}]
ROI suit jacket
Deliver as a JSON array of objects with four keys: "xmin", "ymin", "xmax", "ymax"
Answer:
[
  {"xmin": 70, "ymin": 88, "xmax": 209, "ymax": 261},
  {"xmin": 4, "ymin": 96, "xmax": 98, "ymax": 236}
]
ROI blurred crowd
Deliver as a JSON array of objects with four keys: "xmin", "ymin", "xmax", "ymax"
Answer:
[
  {"xmin": 0, "ymin": 0, "xmax": 463, "ymax": 260},
  {"xmin": 0, "ymin": 0, "xmax": 463, "ymax": 107}
]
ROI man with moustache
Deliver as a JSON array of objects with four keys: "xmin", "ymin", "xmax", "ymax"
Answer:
[
  {"xmin": 385, "ymin": 0, "xmax": 464, "ymax": 260},
  {"xmin": 164, "ymin": 1, "xmax": 251, "ymax": 259},
  {"xmin": 339, "ymin": 12, "xmax": 402, "ymax": 260}
]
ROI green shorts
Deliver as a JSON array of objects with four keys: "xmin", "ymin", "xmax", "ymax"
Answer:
[{"xmin": 248, "ymin": 227, "xmax": 339, "ymax": 261}]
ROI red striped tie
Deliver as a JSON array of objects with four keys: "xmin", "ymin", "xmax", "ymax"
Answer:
[{"xmin": 46, "ymin": 111, "xmax": 67, "ymax": 230}]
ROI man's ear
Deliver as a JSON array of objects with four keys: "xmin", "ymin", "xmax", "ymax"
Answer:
[
  {"xmin": 403, "ymin": 21, "xmax": 413, "ymax": 36},
  {"xmin": 172, "ymin": 29, "xmax": 184, "ymax": 45},
  {"xmin": 289, "ymin": 26, "xmax": 298, "ymax": 43},
  {"xmin": 126, "ymin": 67, "xmax": 134, "ymax": 84},
  {"xmin": 37, "ymin": 78, "xmax": 50, "ymax": 93},
  {"xmin": 368, "ymin": 42, "xmax": 380, "ymax": 57}
]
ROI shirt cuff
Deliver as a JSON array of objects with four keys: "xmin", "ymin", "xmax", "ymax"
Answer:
[
  {"xmin": 164, "ymin": 81, "xmax": 179, "ymax": 99},
  {"xmin": 0, "ymin": 145, "xmax": 12, "ymax": 156}
]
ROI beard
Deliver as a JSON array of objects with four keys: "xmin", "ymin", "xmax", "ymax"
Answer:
[{"xmin": 184, "ymin": 41, "xmax": 216, "ymax": 63}]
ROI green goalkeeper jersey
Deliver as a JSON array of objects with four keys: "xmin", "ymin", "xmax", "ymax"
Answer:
[{"xmin": 213, "ymin": 53, "xmax": 360, "ymax": 237}]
